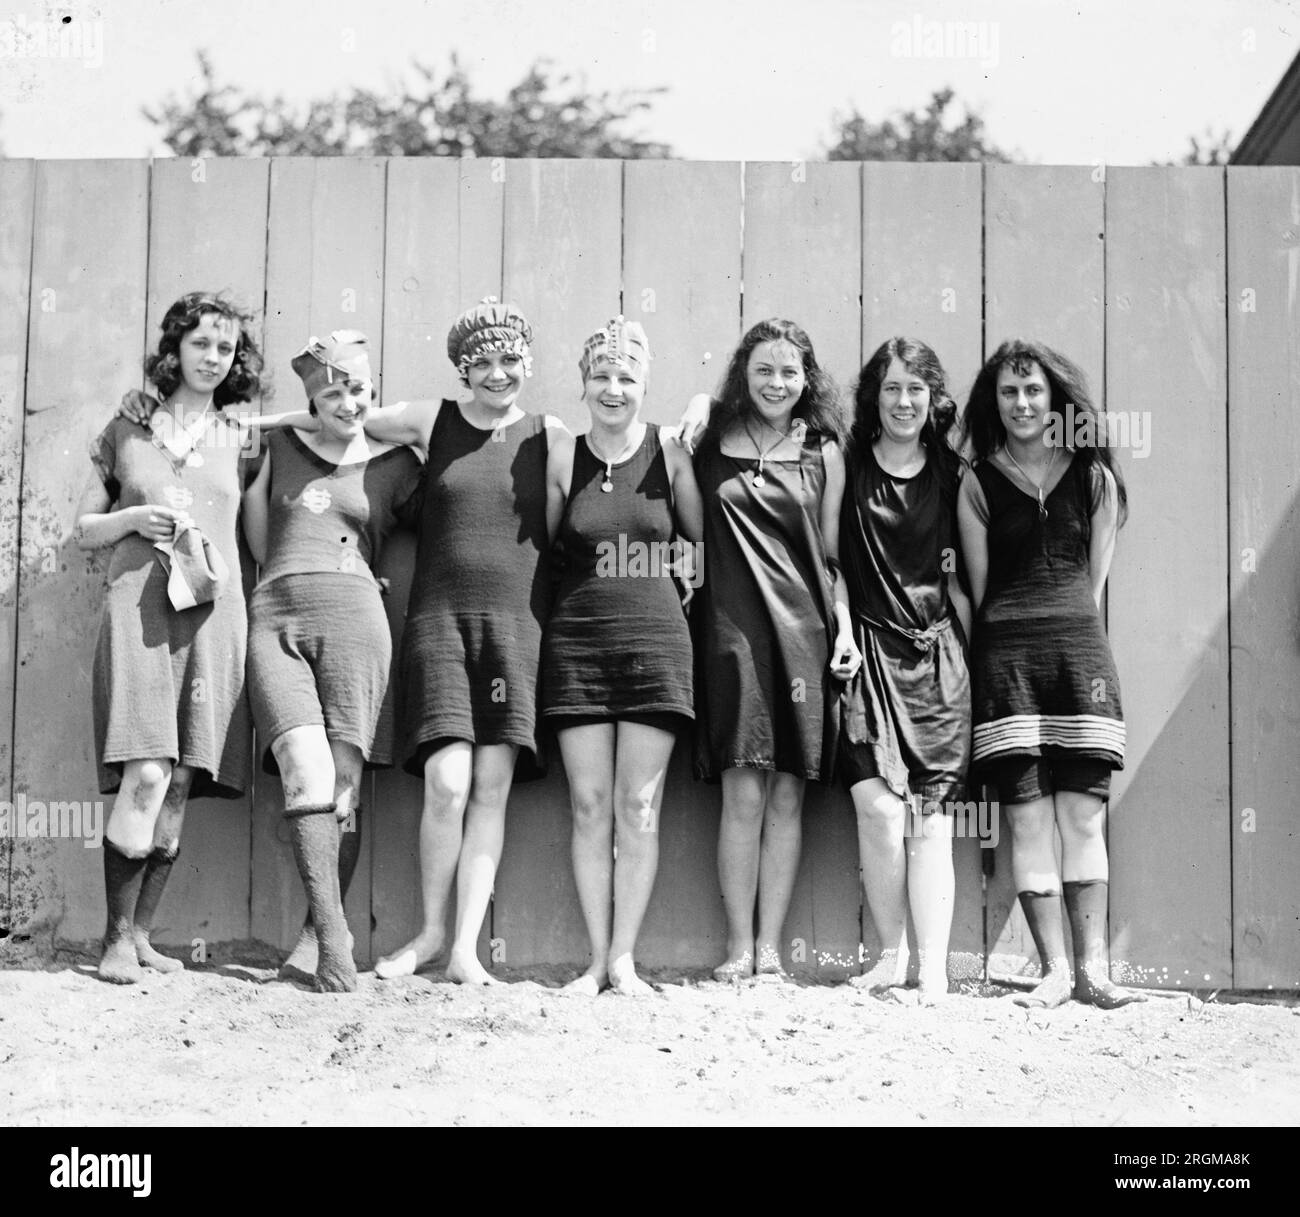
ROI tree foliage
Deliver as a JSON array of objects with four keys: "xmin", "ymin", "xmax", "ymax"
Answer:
[
  {"xmin": 824, "ymin": 88, "xmax": 1015, "ymax": 162},
  {"xmin": 1160, "ymin": 127, "xmax": 1235, "ymax": 166},
  {"xmin": 145, "ymin": 51, "xmax": 673, "ymax": 158}
]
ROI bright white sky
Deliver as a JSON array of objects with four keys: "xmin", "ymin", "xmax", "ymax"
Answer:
[{"xmin": 0, "ymin": 0, "xmax": 1295, "ymax": 163}]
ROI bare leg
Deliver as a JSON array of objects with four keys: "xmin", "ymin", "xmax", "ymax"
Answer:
[
  {"xmin": 848, "ymin": 777, "xmax": 909, "ymax": 992},
  {"xmin": 274, "ymin": 726, "xmax": 354, "ymax": 993},
  {"xmin": 714, "ymin": 768, "xmax": 764, "ymax": 979},
  {"xmin": 446, "ymin": 743, "xmax": 517, "ymax": 985},
  {"xmin": 557, "ymin": 722, "xmax": 615, "ymax": 996},
  {"xmin": 132, "ymin": 764, "xmax": 193, "ymax": 973},
  {"xmin": 754, "ymin": 772, "xmax": 804, "ymax": 978},
  {"xmin": 375, "ymin": 741, "xmax": 472, "ymax": 979},
  {"xmin": 907, "ymin": 809, "xmax": 954, "ymax": 1002},
  {"xmin": 100, "ymin": 758, "xmax": 173, "ymax": 984},
  {"xmin": 280, "ymin": 741, "xmax": 362, "ymax": 978},
  {"xmin": 606, "ymin": 721, "xmax": 673, "ymax": 996},
  {"xmin": 1007, "ymin": 797, "xmax": 1071, "ymax": 1009}
]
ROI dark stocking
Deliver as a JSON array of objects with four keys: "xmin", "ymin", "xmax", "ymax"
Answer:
[
  {"xmin": 1064, "ymin": 879, "xmax": 1146, "ymax": 1008},
  {"xmin": 1012, "ymin": 891, "xmax": 1073, "ymax": 1009},
  {"xmin": 99, "ymin": 842, "xmax": 147, "ymax": 984},
  {"xmin": 133, "ymin": 844, "xmax": 184, "ymax": 973}
]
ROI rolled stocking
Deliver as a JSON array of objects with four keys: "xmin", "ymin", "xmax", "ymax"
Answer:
[
  {"xmin": 1064, "ymin": 879, "xmax": 1146, "ymax": 1008},
  {"xmin": 285, "ymin": 802, "xmax": 356, "ymax": 993},
  {"xmin": 133, "ymin": 843, "xmax": 185, "ymax": 973},
  {"xmin": 279, "ymin": 807, "xmax": 362, "ymax": 980},
  {"xmin": 1011, "ymin": 891, "xmax": 1072, "ymax": 1009}
]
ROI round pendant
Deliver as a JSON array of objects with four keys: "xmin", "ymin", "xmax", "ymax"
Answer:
[
  {"xmin": 601, "ymin": 478, "xmax": 613, "ymax": 493},
  {"xmin": 186, "ymin": 450, "xmax": 204, "ymax": 468},
  {"xmin": 752, "ymin": 473, "xmax": 765, "ymax": 487}
]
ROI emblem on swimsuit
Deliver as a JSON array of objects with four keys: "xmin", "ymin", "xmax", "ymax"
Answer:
[
  {"xmin": 300, "ymin": 486, "xmax": 332, "ymax": 515},
  {"xmin": 163, "ymin": 485, "xmax": 194, "ymax": 510}
]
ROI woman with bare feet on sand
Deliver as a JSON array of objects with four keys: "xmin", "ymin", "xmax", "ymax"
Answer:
[
  {"xmin": 676, "ymin": 319, "xmax": 859, "ymax": 983},
  {"xmin": 370, "ymin": 300, "xmax": 573, "ymax": 985},
  {"xmin": 542, "ymin": 319, "xmax": 703, "ymax": 997},
  {"xmin": 839, "ymin": 338, "xmax": 972, "ymax": 1006},
  {"xmin": 240, "ymin": 332, "xmax": 422, "ymax": 992},
  {"xmin": 79, "ymin": 292, "xmax": 264, "ymax": 985},
  {"xmin": 957, "ymin": 339, "xmax": 1144, "ymax": 1010}
]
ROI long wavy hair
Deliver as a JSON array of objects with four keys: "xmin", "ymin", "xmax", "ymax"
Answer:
[
  {"xmin": 144, "ymin": 292, "xmax": 267, "ymax": 407},
  {"xmin": 704, "ymin": 318, "xmax": 846, "ymax": 445},
  {"xmin": 851, "ymin": 337, "xmax": 963, "ymax": 483},
  {"xmin": 962, "ymin": 338, "xmax": 1127, "ymax": 525}
]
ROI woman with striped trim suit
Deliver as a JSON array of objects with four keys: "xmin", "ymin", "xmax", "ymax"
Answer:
[{"xmin": 957, "ymin": 339, "xmax": 1144, "ymax": 1009}]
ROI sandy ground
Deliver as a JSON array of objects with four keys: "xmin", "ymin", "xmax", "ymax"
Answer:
[{"xmin": 2, "ymin": 942, "xmax": 1297, "ymax": 1127}]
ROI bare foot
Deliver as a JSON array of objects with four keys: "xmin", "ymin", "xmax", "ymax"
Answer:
[
  {"xmin": 917, "ymin": 975, "xmax": 952, "ymax": 1006},
  {"xmin": 446, "ymin": 948, "xmax": 499, "ymax": 986},
  {"xmin": 98, "ymin": 935, "xmax": 143, "ymax": 985},
  {"xmin": 1012, "ymin": 969, "xmax": 1073, "ymax": 1009},
  {"xmin": 712, "ymin": 949, "xmax": 754, "ymax": 983},
  {"xmin": 132, "ymin": 930, "xmax": 184, "ymax": 974},
  {"xmin": 375, "ymin": 932, "xmax": 445, "ymax": 980},
  {"xmin": 753, "ymin": 943, "xmax": 791, "ymax": 983},
  {"xmin": 882, "ymin": 985, "xmax": 919, "ymax": 1006},
  {"xmin": 561, "ymin": 967, "xmax": 607, "ymax": 997},
  {"xmin": 1074, "ymin": 962, "xmax": 1147, "ymax": 1009},
  {"xmin": 849, "ymin": 948, "xmax": 909, "ymax": 994},
  {"xmin": 608, "ymin": 954, "xmax": 654, "ymax": 996}
]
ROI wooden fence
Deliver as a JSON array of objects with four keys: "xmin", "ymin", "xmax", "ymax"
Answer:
[{"xmin": 0, "ymin": 158, "xmax": 1296, "ymax": 990}]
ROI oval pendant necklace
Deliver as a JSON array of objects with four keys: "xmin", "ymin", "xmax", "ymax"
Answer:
[
  {"xmin": 588, "ymin": 427, "xmax": 641, "ymax": 492},
  {"xmin": 745, "ymin": 417, "xmax": 789, "ymax": 487}
]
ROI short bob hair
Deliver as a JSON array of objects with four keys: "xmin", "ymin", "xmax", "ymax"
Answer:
[
  {"xmin": 144, "ymin": 292, "xmax": 267, "ymax": 407},
  {"xmin": 704, "ymin": 318, "xmax": 847, "ymax": 446}
]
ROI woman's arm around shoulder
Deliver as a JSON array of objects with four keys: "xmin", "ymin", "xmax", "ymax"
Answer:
[
  {"xmin": 361, "ymin": 397, "xmax": 441, "ymax": 456},
  {"xmin": 667, "ymin": 392, "xmax": 714, "ymax": 455}
]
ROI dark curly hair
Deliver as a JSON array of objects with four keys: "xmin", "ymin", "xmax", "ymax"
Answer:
[
  {"xmin": 704, "ymin": 318, "xmax": 846, "ymax": 446},
  {"xmin": 851, "ymin": 337, "xmax": 963, "ymax": 483},
  {"xmin": 962, "ymin": 338, "xmax": 1127, "ymax": 525},
  {"xmin": 144, "ymin": 292, "xmax": 267, "ymax": 407}
]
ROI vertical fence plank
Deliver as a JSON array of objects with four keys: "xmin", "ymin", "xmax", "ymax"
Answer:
[
  {"xmin": 11, "ymin": 161, "xmax": 149, "ymax": 942},
  {"xmin": 1227, "ymin": 166, "xmax": 1300, "ymax": 990},
  {"xmin": 492, "ymin": 159, "xmax": 621, "ymax": 968},
  {"xmin": 0, "ymin": 160, "xmax": 35, "ymax": 935},
  {"xmin": 622, "ymin": 160, "xmax": 742, "ymax": 967},
  {"xmin": 140, "ymin": 158, "xmax": 269, "ymax": 949},
  {"xmin": 982, "ymin": 164, "xmax": 1105, "ymax": 978},
  {"xmin": 622, "ymin": 160, "xmax": 742, "ymax": 423},
  {"xmin": 252, "ymin": 157, "xmax": 387, "ymax": 963},
  {"xmin": 371, "ymin": 157, "xmax": 504, "ymax": 965},
  {"xmin": 743, "ymin": 161, "xmax": 862, "ymax": 390},
  {"xmin": 370, "ymin": 156, "xmax": 460, "ymax": 965},
  {"xmin": 503, "ymin": 159, "xmax": 622, "ymax": 432},
  {"xmin": 743, "ymin": 160, "xmax": 862, "ymax": 978},
  {"xmin": 861, "ymin": 160, "xmax": 986, "ymax": 979},
  {"xmin": 863, "ymin": 161, "xmax": 984, "ymax": 403},
  {"xmin": 1107, "ymin": 167, "xmax": 1231, "ymax": 988}
]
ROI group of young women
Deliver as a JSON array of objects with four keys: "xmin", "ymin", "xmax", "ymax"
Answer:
[{"xmin": 78, "ymin": 289, "xmax": 1144, "ymax": 1010}]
